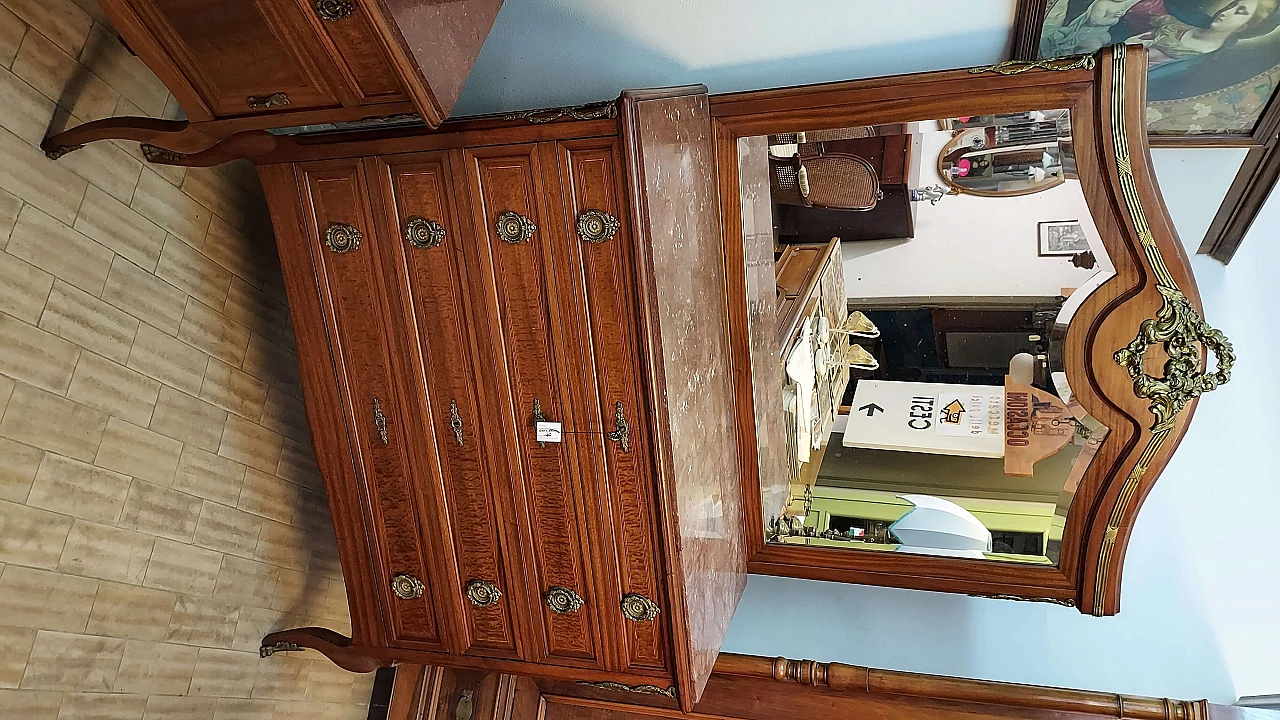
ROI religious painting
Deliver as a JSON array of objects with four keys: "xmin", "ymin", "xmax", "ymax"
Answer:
[{"xmin": 1032, "ymin": 0, "xmax": 1280, "ymax": 140}]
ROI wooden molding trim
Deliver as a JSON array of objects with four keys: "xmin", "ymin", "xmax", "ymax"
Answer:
[
  {"xmin": 712, "ymin": 654, "xmax": 1209, "ymax": 720},
  {"xmin": 1198, "ymin": 141, "xmax": 1280, "ymax": 263}
]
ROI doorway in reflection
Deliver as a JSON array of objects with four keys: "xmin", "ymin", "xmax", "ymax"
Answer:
[{"xmin": 761, "ymin": 110, "xmax": 1112, "ymax": 566}]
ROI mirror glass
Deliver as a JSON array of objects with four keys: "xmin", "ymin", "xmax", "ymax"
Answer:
[{"xmin": 747, "ymin": 110, "xmax": 1112, "ymax": 566}]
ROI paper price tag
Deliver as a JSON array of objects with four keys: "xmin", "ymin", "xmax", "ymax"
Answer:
[{"xmin": 535, "ymin": 421, "xmax": 563, "ymax": 443}]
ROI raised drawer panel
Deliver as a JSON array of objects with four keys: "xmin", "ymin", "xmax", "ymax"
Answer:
[
  {"xmin": 302, "ymin": 0, "xmax": 406, "ymax": 103},
  {"xmin": 296, "ymin": 159, "xmax": 445, "ymax": 649},
  {"xmin": 134, "ymin": 0, "xmax": 341, "ymax": 116},
  {"xmin": 371, "ymin": 153, "xmax": 523, "ymax": 659},
  {"xmin": 558, "ymin": 140, "xmax": 668, "ymax": 674},
  {"xmin": 465, "ymin": 145, "xmax": 604, "ymax": 668}
]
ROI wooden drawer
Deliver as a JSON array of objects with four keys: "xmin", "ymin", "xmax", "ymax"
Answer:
[
  {"xmin": 124, "ymin": 0, "xmax": 343, "ymax": 118},
  {"xmin": 296, "ymin": 159, "xmax": 446, "ymax": 650},
  {"xmin": 369, "ymin": 153, "xmax": 523, "ymax": 660},
  {"xmin": 295, "ymin": 0, "xmax": 407, "ymax": 104},
  {"xmin": 556, "ymin": 140, "xmax": 669, "ymax": 675},
  {"xmin": 464, "ymin": 145, "xmax": 606, "ymax": 670}
]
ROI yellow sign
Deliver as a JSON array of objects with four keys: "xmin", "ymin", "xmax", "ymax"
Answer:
[{"xmin": 940, "ymin": 399, "xmax": 965, "ymax": 425}]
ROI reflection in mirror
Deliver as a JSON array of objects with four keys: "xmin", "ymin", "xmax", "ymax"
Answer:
[{"xmin": 752, "ymin": 111, "xmax": 1112, "ymax": 566}]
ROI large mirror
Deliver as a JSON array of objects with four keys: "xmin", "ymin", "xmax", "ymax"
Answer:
[{"xmin": 756, "ymin": 110, "xmax": 1112, "ymax": 567}]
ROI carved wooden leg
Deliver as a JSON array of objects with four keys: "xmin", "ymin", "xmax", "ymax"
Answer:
[
  {"xmin": 260, "ymin": 627, "xmax": 386, "ymax": 673},
  {"xmin": 40, "ymin": 116, "xmax": 217, "ymax": 160},
  {"xmin": 136, "ymin": 130, "xmax": 281, "ymax": 167}
]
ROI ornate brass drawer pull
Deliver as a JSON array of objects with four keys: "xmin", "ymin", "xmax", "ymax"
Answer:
[
  {"xmin": 465, "ymin": 579, "xmax": 502, "ymax": 607},
  {"xmin": 314, "ymin": 0, "xmax": 354, "ymax": 21},
  {"xmin": 545, "ymin": 586, "xmax": 584, "ymax": 614},
  {"xmin": 373, "ymin": 398, "xmax": 388, "ymax": 445},
  {"xmin": 576, "ymin": 209, "xmax": 620, "ymax": 243},
  {"xmin": 449, "ymin": 399, "xmax": 464, "ymax": 446},
  {"xmin": 620, "ymin": 593, "xmax": 660, "ymax": 622},
  {"xmin": 404, "ymin": 216, "xmax": 445, "ymax": 249},
  {"xmin": 495, "ymin": 211, "xmax": 536, "ymax": 244},
  {"xmin": 324, "ymin": 222, "xmax": 361, "ymax": 253},
  {"xmin": 606, "ymin": 401, "xmax": 630, "ymax": 452},
  {"xmin": 391, "ymin": 573, "xmax": 424, "ymax": 600},
  {"xmin": 246, "ymin": 92, "xmax": 290, "ymax": 110}
]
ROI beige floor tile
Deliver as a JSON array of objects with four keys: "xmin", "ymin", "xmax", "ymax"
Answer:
[
  {"xmin": 268, "ymin": 569, "xmax": 310, "ymax": 615},
  {"xmin": 155, "ymin": 236, "xmax": 231, "ymax": 310},
  {"xmin": 0, "ymin": 435, "xmax": 43, "ymax": 502},
  {"xmin": 0, "ymin": 63, "xmax": 58, "ymax": 145},
  {"xmin": 143, "ymin": 695, "xmax": 218, "ymax": 720},
  {"xmin": 143, "ymin": 539, "xmax": 223, "ymax": 596},
  {"xmin": 101, "ymin": 256, "xmax": 187, "ymax": 335},
  {"xmin": 54, "ymin": 68, "xmax": 120, "ymax": 124},
  {"xmin": 27, "ymin": 453, "xmax": 130, "ymax": 524},
  {"xmin": 274, "ymin": 438, "xmax": 320, "ymax": 497},
  {"xmin": 248, "ymin": 652, "xmax": 308, "ymax": 701},
  {"xmin": 95, "ymin": 419, "xmax": 182, "ymax": 487},
  {"xmin": 59, "ymin": 133, "xmax": 141, "ymax": 204},
  {"xmin": 20, "ymin": 630, "xmax": 124, "ymax": 691},
  {"xmin": 193, "ymin": 501, "xmax": 262, "ymax": 560},
  {"xmin": 3, "ymin": 0, "xmax": 93, "ymax": 57},
  {"xmin": 179, "ymin": 298, "xmax": 251, "ymax": 367},
  {"xmin": 253, "ymin": 520, "xmax": 309, "ymax": 573},
  {"xmin": 85, "ymin": 581, "xmax": 176, "ymax": 643},
  {"xmin": 273, "ymin": 699, "xmax": 366, "ymax": 720},
  {"xmin": 0, "ymin": 186, "xmax": 24, "ymax": 250},
  {"xmin": 2, "ymin": 385, "xmax": 110, "ymax": 461},
  {"xmin": 202, "ymin": 218, "xmax": 269, "ymax": 287},
  {"xmin": 202, "ymin": 358, "xmax": 269, "ymax": 419},
  {"xmin": 223, "ymin": 278, "xmax": 287, "ymax": 343},
  {"xmin": 126, "ymin": 323, "xmax": 208, "ymax": 395},
  {"xmin": 151, "ymin": 386, "xmax": 226, "ymax": 452},
  {"xmin": 1, "ymin": 688, "xmax": 65, "ymax": 719},
  {"xmin": 183, "ymin": 172, "xmax": 256, "ymax": 238},
  {"xmin": 0, "ymin": 127, "xmax": 87, "ymax": 224},
  {"xmin": 237, "ymin": 469, "xmax": 298, "ymax": 526},
  {"xmin": 302, "ymin": 660, "xmax": 355, "ymax": 703},
  {"xmin": 166, "ymin": 594, "xmax": 240, "ymax": 649},
  {"xmin": 11, "ymin": 29, "xmax": 78, "ymax": 104},
  {"xmin": 111, "ymin": 640, "xmax": 198, "ymax": 694},
  {"xmin": 219, "ymin": 416, "xmax": 283, "ymax": 475},
  {"xmin": 213, "ymin": 697, "xmax": 275, "ymax": 720},
  {"xmin": 132, "ymin": 170, "xmax": 212, "ymax": 248},
  {"xmin": 0, "ymin": 624, "xmax": 38, "ymax": 687},
  {"xmin": 189, "ymin": 648, "xmax": 259, "ymax": 698},
  {"xmin": 56, "ymin": 691, "xmax": 147, "ymax": 720},
  {"xmin": 0, "ymin": 371, "xmax": 12, "ymax": 410},
  {"xmin": 118, "ymin": 480, "xmax": 201, "ymax": 541},
  {"xmin": 0, "ymin": 6, "xmax": 25, "ymax": 68},
  {"xmin": 0, "ymin": 565, "xmax": 98, "ymax": 632},
  {"xmin": 40, "ymin": 280, "xmax": 139, "ymax": 362},
  {"xmin": 9, "ymin": 207, "xmax": 114, "ymax": 297},
  {"xmin": 174, "ymin": 448, "xmax": 245, "ymax": 506},
  {"xmin": 74, "ymin": 186, "xmax": 166, "ymax": 272},
  {"xmin": 229, "ymin": 607, "xmax": 284, "ymax": 654},
  {"xmin": 0, "ymin": 314, "xmax": 81, "ymax": 394},
  {"xmin": 0, "ymin": 498, "xmax": 75, "ymax": 569},
  {"xmin": 66, "ymin": 352, "xmax": 161, "ymax": 427},
  {"xmin": 259, "ymin": 389, "xmax": 309, "ymax": 445},
  {"xmin": 212, "ymin": 555, "xmax": 278, "ymax": 609},
  {"xmin": 57, "ymin": 519, "xmax": 153, "ymax": 584},
  {"xmin": 0, "ymin": 249, "xmax": 55, "ymax": 324},
  {"xmin": 76, "ymin": 24, "xmax": 167, "ymax": 117},
  {"xmin": 240, "ymin": 333, "xmax": 300, "ymax": 386}
]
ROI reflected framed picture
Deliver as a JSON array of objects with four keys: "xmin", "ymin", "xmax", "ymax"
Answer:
[
  {"xmin": 1012, "ymin": 0, "xmax": 1280, "ymax": 146},
  {"xmin": 1038, "ymin": 220, "xmax": 1091, "ymax": 255}
]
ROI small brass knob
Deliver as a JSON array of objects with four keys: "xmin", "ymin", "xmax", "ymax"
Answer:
[
  {"xmin": 315, "ymin": 0, "xmax": 354, "ymax": 21},
  {"xmin": 391, "ymin": 574, "xmax": 424, "ymax": 600},
  {"xmin": 495, "ymin": 211, "xmax": 536, "ymax": 244},
  {"xmin": 576, "ymin": 209, "xmax": 619, "ymax": 243},
  {"xmin": 621, "ymin": 593, "xmax": 659, "ymax": 622},
  {"xmin": 324, "ymin": 222, "xmax": 361, "ymax": 253},
  {"xmin": 545, "ymin": 586, "xmax": 584, "ymax": 614},
  {"xmin": 465, "ymin": 579, "xmax": 502, "ymax": 607},
  {"xmin": 404, "ymin": 216, "xmax": 445, "ymax": 249}
]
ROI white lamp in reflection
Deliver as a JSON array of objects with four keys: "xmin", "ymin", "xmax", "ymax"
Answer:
[
  {"xmin": 1010, "ymin": 352, "xmax": 1036, "ymax": 385},
  {"xmin": 890, "ymin": 494, "xmax": 992, "ymax": 559}
]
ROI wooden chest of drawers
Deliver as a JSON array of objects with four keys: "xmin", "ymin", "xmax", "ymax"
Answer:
[{"xmin": 255, "ymin": 88, "xmax": 746, "ymax": 711}]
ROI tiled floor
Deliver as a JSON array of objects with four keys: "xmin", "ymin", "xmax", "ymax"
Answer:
[{"xmin": 0, "ymin": 0, "xmax": 373, "ymax": 718}]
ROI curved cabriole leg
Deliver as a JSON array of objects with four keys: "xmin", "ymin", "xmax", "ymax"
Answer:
[
  {"xmin": 138, "ymin": 130, "xmax": 281, "ymax": 167},
  {"xmin": 41, "ymin": 116, "xmax": 215, "ymax": 160},
  {"xmin": 260, "ymin": 627, "xmax": 386, "ymax": 673}
]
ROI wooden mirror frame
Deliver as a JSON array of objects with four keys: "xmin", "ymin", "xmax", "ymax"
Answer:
[{"xmin": 711, "ymin": 46, "xmax": 1234, "ymax": 616}]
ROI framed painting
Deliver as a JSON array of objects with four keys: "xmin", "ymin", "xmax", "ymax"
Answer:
[
  {"xmin": 1013, "ymin": 0, "xmax": 1280, "ymax": 146},
  {"xmin": 1038, "ymin": 220, "xmax": 1091, "ymax": 255}
]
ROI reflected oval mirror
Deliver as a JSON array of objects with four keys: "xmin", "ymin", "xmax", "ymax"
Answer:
[{"xmin": 937, "ymin": 111, "xmax": 1070, "ymax": 197}]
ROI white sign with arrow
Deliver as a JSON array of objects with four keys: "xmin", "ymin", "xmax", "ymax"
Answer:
[{"xmin": 842, "ymin": 380, "xmax": 1005, "ymax": 458}]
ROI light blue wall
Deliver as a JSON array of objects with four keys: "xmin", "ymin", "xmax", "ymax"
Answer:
[{"xmin": 454, "ymin": 2, "xmax": 1278, "ymax": 703}]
